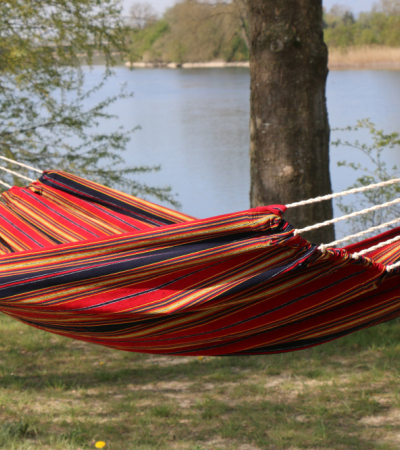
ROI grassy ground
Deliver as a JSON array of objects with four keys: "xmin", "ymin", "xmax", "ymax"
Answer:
[{"xmin": 2, "ymin": 314, "xmax": 400, "ymax": 449}]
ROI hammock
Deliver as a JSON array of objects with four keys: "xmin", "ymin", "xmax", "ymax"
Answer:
[{"xmin": 0, "ymin": 169, "xmax": 400, "ymax": 356}]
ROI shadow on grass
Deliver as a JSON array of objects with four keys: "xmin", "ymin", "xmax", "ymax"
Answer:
[
  {"xmin": 2, "ymin": 316, "xmax": 400, "ymax": 391},
  {"xmin": 2, "ymin": 314, "xmax": 400, "ymax": 449}
]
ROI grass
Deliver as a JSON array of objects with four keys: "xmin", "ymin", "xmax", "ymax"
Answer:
[
  {"xmin": 328, "ymin": 45, "xmax": 400, "ymax": 68},
  {"xmin": 2, "ymin": 314, "xmax": 400, "ymax": 449}
]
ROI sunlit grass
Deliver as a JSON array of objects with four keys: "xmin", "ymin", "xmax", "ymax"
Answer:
[{"xmin": 2, "ymin": 312, "xmax": 400, "ymax": 449}]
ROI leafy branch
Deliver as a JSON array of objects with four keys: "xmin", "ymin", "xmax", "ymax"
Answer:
[
  {"xmin": 332, "ymin": 118, "xmax": 400, "ymax": 239},
  {"xmin": 0, "ymin": 0, "xmax": 178, "ymax": 207}
]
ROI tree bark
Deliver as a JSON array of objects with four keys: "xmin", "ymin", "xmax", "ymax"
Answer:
[{"xmin": 248, "ymin": 0, "xmax": 334, "ymax": 244}]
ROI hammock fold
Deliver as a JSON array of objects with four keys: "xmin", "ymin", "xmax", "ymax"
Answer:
[{"xmin": 0, "ymin": 170, "xmax": 400, "ymax": 356}]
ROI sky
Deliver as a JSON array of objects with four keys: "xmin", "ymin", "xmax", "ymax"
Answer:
[{"xmin": 121, "ymin": 0, "xmax": 378, "ymax": 16}]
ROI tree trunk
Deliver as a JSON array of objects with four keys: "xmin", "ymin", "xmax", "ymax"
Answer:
[{"xmin": 248, "ymin": 0, "xmax": 334, "ymax": 244}]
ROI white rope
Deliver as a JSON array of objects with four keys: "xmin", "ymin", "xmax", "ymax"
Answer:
[
  {"xmin": 294, "ymin": 197, "xmax": 400, "ymax": 235},
  {"xmin": 320, "ymin": 217, "xmax": 400, "ymax": 249},
  {"xmin": 355, "ymin": 232, "xmax": 400, "ymax": 257},
  {"xmin": 312, "ymin": 225, "xmax": 400, "ymax": 273},
  {"xmin": 285, "ymin": 180, "xmax": 400, "ymax": 271},
  {"xmin": 387, "ymin": 258, "xmax": 400, "ymax": 272},
  {"xmin": 0, "ymin": 179, "xmax": 12, "ymax": 188},
  {"xmin": 0, "ymin": 156, "xmax": 42, "ymax": 174},
  {"xmin": 0, "ymin": 166, "xmax": 35, "ymax": 182},
  {"xmin": 286, "ymin": 177, "xmax": 400, "ymax": 272},
  {"xmin": 286, "ymin": 178, "xmax": 400, "ymax": 208}
]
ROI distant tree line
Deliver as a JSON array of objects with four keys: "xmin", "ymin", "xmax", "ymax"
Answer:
[
  {"xmin": 128, "ymin": 0, "xmax": 249, "ymax": 63},
  {"xmin": 127, "ymin": 0, "xmax": 400, "ymax": 64},
  {"xmin": 324, "ymin": 0, "xmax": 400, "ymax": 48}
]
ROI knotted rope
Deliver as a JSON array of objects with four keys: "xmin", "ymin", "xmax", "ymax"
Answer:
[{"xmin": 288, "ymin": 178, "xmax": 400, "ymax": 272}]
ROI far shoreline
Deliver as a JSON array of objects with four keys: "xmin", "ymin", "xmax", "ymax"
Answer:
[
  {"xmin": 125, "ymin": 60, "xmax": 400, "ymax": 71},
  {"xmin": 124, "ymin": 61, "xmax": 250, "ymax": 69},
  {"xmin": 125, "ymin": 46, "xmax": 400, "ymax": 71}
]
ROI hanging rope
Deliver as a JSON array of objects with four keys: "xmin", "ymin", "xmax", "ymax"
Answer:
[
  {"xmin": 322, "ymin": 217, "xmax": 400, "ymax": 249},
  {"xmin": 294, "ymin": 197, "xmax": 400, "ymax": 235},
  {"xmin": 348, "ymin": 234, "xmax": 400, "ymax": 272},
  {"xmin": 287, "ymin": 178, "xmax": 400, "ymax": 272},
  {"xmin": 286, "ymin": 177, "xmax": 400, "ymax": 208},
  {"xmin": 0, "ymin": 179, "xmax": 12, "ymax": 189},
  {"xmin": 0, "ymin": 156, "xmax": 42, "ymax": 174},
  {"xmin": 386, "ymin": 256, "xmax": 400, "ymax": 272},
  {"xmin": 352, "ymin": 234, "xmax": 400, "ymax": 259},
  {"xmin": 0, "ymin": 166, "xmax": 35, "ymax": 182}
]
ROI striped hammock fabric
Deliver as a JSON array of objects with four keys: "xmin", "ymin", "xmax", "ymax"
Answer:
[{"xmin": 0, "ymin": 170, "xmax": 400, "ymax": 356}]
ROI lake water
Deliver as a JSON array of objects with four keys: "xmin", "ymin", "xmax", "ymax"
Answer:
[{"xmin": 86, "ymin": 66, "xmax": 400, "ymax": 238}]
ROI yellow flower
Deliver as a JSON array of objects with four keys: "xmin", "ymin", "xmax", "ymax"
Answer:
[
  {"xmin": 198, "ymin": 356, "xmax": 204, "ymax": 361},
  {"xmin": 99, "ymin": 362, "xmax": 104, "ymax": 365},
  {"xmin": 95, "ymin": 441, "xmax": 106, "ymax": 448}
]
